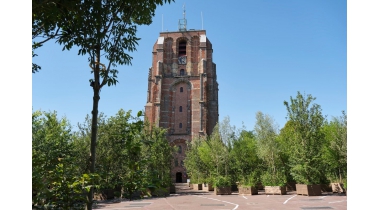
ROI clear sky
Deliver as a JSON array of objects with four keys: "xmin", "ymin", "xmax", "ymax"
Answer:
[{"xmin": 32, "ymin": 0, "xmax": 347, "ymax": 131}]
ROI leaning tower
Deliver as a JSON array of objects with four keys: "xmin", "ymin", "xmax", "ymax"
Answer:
[{"xmin": 144, "ymin": 12, "xmax": 218, "ymax": 183}]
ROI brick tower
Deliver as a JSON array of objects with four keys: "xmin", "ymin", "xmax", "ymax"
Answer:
[{"xmin": 144, "ymin": 11, "xmax": 218, "ymax": 183}]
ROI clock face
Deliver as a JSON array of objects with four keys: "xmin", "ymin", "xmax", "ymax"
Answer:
[{"xmin": 178, "ymin": 56, "xmax": 186, "ymax": 64}]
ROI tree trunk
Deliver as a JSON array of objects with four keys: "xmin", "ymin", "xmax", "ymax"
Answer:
[
  {"xmin": 87, "ymin": 86, "xmax": 100, "ymax": 210},
  {"xmin": 87, "ymin": 57, "xmax": 101, "ymax": 210}
]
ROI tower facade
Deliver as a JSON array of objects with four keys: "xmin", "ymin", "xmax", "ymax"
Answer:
[{"xmin": 144, "ymin": 28, "xmax": 218, "ymax": 183}]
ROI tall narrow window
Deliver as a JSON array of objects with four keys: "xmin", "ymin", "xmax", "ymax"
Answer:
[
  {"xmin": 179, "ymin": 106, "xmax": 182, "ymax": 112},
  {"xmin": 178, "ymin": 146, "xmax": 182, "ymax": 154},
  {"xmin": 178, "ymin": 41, "xmax": 186, "ymax": 56},
  {"xmin": 178, "ymin": 41, "xmax": 187, "ymax": 64},
  {"xmin": 179, "ymin": 123, "xmax": 182, "ymax": 128},
  {"xmin": 175, "ymin": 159, "xmax": 178, "ymax": 167},
  {"xmin": 180, "ymin": 69, "xmax": 185, "ymax": 76},
  {"xmin": 180, "ymin": 87, "xmax": 183, "ymax": 92}
]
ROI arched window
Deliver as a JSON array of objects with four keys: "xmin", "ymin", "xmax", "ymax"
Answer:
[
  {"xmin": 180, "ymin": 69, "xmax": 185, "ymax": 76},
  {"xmin": 180, "ymin": 87, "xmax": 183, "ymax": 92},
  {"xmin": 179, "ymin": 123, "xmax": 182, "ymax": 128},
  {"xmin": 179, "ymin": 106, "xmax": 182, "ymax": 112}
]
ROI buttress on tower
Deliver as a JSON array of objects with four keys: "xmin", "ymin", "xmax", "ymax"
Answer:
[{"xmin": 144, "ymin": 25, "xmax": 219, "ymax": 183}]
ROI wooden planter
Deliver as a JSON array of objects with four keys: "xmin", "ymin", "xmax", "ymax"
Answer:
[
  {"xmin": 215, "ymin": 186, "xmax": 232, "ymax": 195},
  {"xmin": 321, "ymin": 184, "xmax": 332, "ymax": 192},
  {"xmin": 331, "ymin": 183, "xmax": 345, "ymax": 193},
  {"xmin": 238, "ymin": 186, "xmax": 258, "ymax": 195},
  {"xmin": 296, "ymin": 184, "xmax": 321, "ymax": 196},
  {"xmin": 193, "ymin": 184, "xmax": 202, "ymax": 190},
  {"xmin": 231, "ymin": 184, "xmax": 238, "ymax": 192},
  {"xmin": 256, "ymin": 182, "xmax": 264, "ymax": 190},
  {"xmin": 286, "ymin": 182, "xmax": 297, "ymax": 191},
  {"xmin": 202, "ymin": 183, "xmax": 214, "ymax": 191},
  {"xmin": 264, "ymin": 186, "xmax": 286, "ymax": 195}
]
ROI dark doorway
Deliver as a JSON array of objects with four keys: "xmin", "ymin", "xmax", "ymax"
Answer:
[{"xmin": 176, "ymin": 172, "xmax": 182, "ymax": 183}]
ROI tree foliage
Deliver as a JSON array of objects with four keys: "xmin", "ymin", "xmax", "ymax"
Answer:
[
  {"xmin": 322, "ymin": 111, "xmax": 347, "ymax": 183},
  {"xmin": 254, "ymin": 111, "xmax": 286, "ymax": 186},
  {"xmin": 283, "ymin": 91, "xmax": 327, "ymax": 185},
  {"xmin": 33, "ymin": 1, "xmax": 174, "ymax": 208},
  {"xmin": 72, "ymin": 109, "xmax": 173, "ymax": 200},
  {"xmin": 32, "ymin": 110, "xmax": 96, "ymax": 209},
  {"xmin": 230, "ymin": 130, "xmax": 261, "ymax": 186}
]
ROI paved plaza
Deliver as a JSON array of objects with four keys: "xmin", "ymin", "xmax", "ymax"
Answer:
[{"xmin": 93, "ymin": 184, "xmax": 347, "ymax": 210}]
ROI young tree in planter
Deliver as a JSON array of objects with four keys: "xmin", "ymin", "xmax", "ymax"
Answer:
[
  {"xmin": 218, "ymin": 116, "xmax": 239, "ymax": 184},
  {"xmin": 141, "ymin": 124, "xmax": 173, "ymax": 197},
  {"xmin": 200, "ymin": 124, "xmax": 230, "ymax": 180},
  {"xmin": 277, "ymin": 121, "xmax": 298, "ymax": 190},
  {"xmin": 32, "ymin": 110, "xmax": 94, "ymax": 209},
  {"xmin": 184, "ymin": 136, "xmax": 208, "ymax": 185},
  {"xmin": 283, "ymin": 92, "xmax": 327, "ymax": 194},
  {"xmin": 322, "ymin": 111, "xmax": 347, "ymax": 184},
  {"xmin": 254, "ymin": 111, "xmax": 287, "ymax": 193},
  {"xmin": 231, "ymin": 130, "xmax": 261, "ymax": 187}
]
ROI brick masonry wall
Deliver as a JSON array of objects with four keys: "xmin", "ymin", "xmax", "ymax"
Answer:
[{"xmin": 145, "ymin": 30, "xmax": 218, "ymax": 183}]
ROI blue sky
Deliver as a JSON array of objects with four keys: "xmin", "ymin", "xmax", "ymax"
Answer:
[{"xmin": 32, "ymin": 0, "xmax": 347, "ymax": 131}]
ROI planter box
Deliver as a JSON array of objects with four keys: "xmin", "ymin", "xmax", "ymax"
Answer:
[
  {"xmin": 320, "ymin": 184, "xmax": 332, "ymax": 192},
  {"xmin": 202, "ymin": 183, "xmax": 214, "ymax": 191},
  {"xmin": 331, "ymin": 183, "xmax": 345, "ymax": 193},
  {"xmin": 238, "ymin": 186, "xmax": 258, "ymax": 195},
  {"xmin": 286, "ymin": 182, "xmax": 296, "ymax": 191},
  {"xmin": 264, "ymin": 186, "xmax": 286, "ymax": 195},
  {"xmin": 256, "ymin": 182, "xmax": 264, "ymax": 190},
  {"xmin": 296, "ymin": 184, "xmax": 321, "ymax": 196},
  {"xmin": 215, "ymin": 186, "xmax": 232, "ymax": 195},
  {"xmin": 193, "ymin": 184, "xmax": 202, "ymax": 190},
  {"xmin": 231, "ymin": 184, "xmax": 238, "ymax": 192}
]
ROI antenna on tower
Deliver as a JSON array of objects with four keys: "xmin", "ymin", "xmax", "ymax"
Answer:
[
  {"xmin": 201, "ymin": 11, "xmax": 203, "ymax": 30},
  {"xmin": 178, "ymin": 3, "xmax": 187, "ymax": 31},
  {"xmin": 183, "ymin": 3, "xmax": 186, "ymax": 19}
]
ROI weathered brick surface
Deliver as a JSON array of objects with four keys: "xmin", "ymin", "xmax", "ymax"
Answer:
[{"xmin": 145, "ymin": 30, "xmax": 218, "ymax": 183}]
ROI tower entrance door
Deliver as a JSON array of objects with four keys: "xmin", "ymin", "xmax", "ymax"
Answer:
[{"xmin": 176, "ymin": 172, "xmax": 183, "ymax": 183}]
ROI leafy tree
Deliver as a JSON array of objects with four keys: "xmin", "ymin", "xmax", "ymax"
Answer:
[
  {"xmin": 184, "ymin": 136, "xmax": 207, "ymax": 184},
  {"xmin": 73, "ymin": 109, "xmax": 173, "ymax": 200},
  {"xmin": 33, "ymin": 1, "xmax": 174, "ymax": 208},
  {"xmin": 322, "ymin": 111, "xmax": 347, "ymax": 183},
  {"xmin": 254, "ymin": 111, "xmax": 286, "ymax": 187},
  {"xmin": 32, "ymin": 0, "xmax": 81, "ymax": 73},
  {"xmin": 283, "ymin": 91, "xmax": 327, "ymax": 185},
  {"xmin": 32, "ymin": 110, "xmax": 95, "ymax": 209},
  {"xmin": 141, "ymin": 124, "xmax": 173, "ymax": 195},
  {"xmin": 230, "ymin": 130, "xmax": 261, "ymax": 187},
  {"xmin": 277, "ymin": 121, "xmax": 297, "ymax": 184}
]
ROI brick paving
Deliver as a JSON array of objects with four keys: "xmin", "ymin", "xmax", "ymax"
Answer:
[{"xmin": 93, "ymin": 183, "xmax": 347, "ymax": 210}]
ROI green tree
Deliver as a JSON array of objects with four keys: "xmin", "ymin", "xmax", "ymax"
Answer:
[
  {"xmin": 32, "ymin": 0, "xmax": 81, "ymax": 73},
  {"xmin": 230, "ymin": 130, "xmax": 261, "ymax": 187},
  {"xmin": 322, "ymin": 111, "xmax": 347, "ymax": 183},
  {"xmin": 254, "ymin": 111, "xmax": 286, "ymax": 187},
  {"xmin": 184, "ymin": 136, "xmax": 207, "ymax": 184},
  {"xmin": 141, "ymin": 124, "xmax": 173, "ymax": 195},
  {"xmin": 32, "ymin": 110, "xmax": 94, "ymax": 209},
  {"xmin": 283, "ymin": 91, "xmax": 327, "ymax": 185},
  {"xmin": 33, "ymin": 1, "xmax": 174, "ymax": 207}
]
